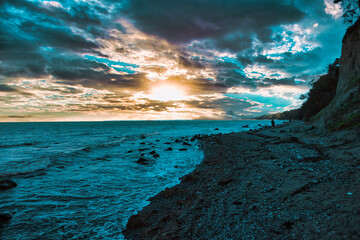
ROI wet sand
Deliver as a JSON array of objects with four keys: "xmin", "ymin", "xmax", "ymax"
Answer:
[{"xmin": 123, "ymin": 122, "xmax": 360, "ymax": 240}]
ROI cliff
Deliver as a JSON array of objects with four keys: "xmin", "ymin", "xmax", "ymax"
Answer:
[{"xmin": 313, "ymin": 19, "xmax": 360, "ymax": 130}]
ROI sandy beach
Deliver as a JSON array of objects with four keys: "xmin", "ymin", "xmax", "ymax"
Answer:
[{"xmin": 123, "ymin": 122, "xmax": 360, "ymax": 239}]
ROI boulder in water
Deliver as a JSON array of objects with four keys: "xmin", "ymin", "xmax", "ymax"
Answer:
[
  {"xmin": 0, "ymin": 213, "xmax": 12, "ymax": 223},
  {"xmin": 0, "ymin": 180, "xmax": 17, "ymax": 190},
  {"xmin": 127, "ymin": 215, "xmax": 145, "ymax": 229},
  {"xmin": 136, "ymin": 158, "xmax": 150, "ymax": 165},
  {"xmin": 165, "ymin": 147, "xmax": 173, "ymax": 151}
]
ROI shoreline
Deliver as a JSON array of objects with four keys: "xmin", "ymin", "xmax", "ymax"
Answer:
[{"xmin": 123, "ymin": 122, "xmax": 360, "ymax": 239}]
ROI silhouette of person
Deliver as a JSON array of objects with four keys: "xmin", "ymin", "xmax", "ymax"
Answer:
[{"xmin": 271, "ymin": 119, "xmax": 275, "ymax": 128}]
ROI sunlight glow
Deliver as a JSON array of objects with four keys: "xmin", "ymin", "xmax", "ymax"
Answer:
[{"xmin": 148, "ymin": 84, "xmax": 187, "ymax": 101}]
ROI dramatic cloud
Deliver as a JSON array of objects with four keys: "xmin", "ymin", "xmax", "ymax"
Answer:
[
  {"xmin": 127, "ymin": 0, "xmax": 305, "ymax": 43},
  {"xmin": 0, "ymin": 0, "xmax": 348, "ymax": 121}
]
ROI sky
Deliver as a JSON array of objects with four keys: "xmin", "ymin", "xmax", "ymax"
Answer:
[{"xmin": 0, "ymin": 0, "xmax": 348, "ymax": 121}]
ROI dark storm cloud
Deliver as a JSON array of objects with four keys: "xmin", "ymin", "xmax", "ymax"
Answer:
[
  {"xmin": 19, "ymin": 21, "xmax": 98, "ymax": 52},
  {"xmin": 178, "ymin": 55, "xmax": 205, "ymax": 69},
  {"xmin": 50, "ymin": 56, "xmax": 150, "ymax": 90},
  {"xmin": 0, "ymin": 84, "xmax": 33, "ymax": 95},
  {"xmin": 0, "ymin": 84, "xmax": 18, "ymax": 92},
  {"xmin": 127, "ymin": 0, "xmax": 304, "ymax": 44},
  {"xmin": 216, "ymin": 69, "xmax": 257, "ymax": 88},
  {"xmin": 214, "ymin": 34, "xmax": 253, "ymax": 52},
  {"xmin": 0, "ymin": 0, "xmax": 126, "ymax": 89}
]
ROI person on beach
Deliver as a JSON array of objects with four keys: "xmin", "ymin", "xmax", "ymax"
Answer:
[{"xmin": 271, "ymin": 119, "xmax": 275, "ymax": 128}]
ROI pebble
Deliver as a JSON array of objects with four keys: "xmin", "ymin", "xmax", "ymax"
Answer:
[{"xmin": 0, "ymin": 180, "xmax": 17, "ymax": 190}]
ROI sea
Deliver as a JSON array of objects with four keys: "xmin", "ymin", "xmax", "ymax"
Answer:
[{"xmin": 0, "ymin": 120, "xmax": 281, "ymax": 239}]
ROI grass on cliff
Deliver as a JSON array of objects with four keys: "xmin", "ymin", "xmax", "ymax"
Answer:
[{"xmin": 298, "ymin": 63, "xmax": 339, "ymax": 121}]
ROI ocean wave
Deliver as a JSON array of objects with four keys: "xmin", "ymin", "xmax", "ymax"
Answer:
[
  {"xmin": 0, "ymin": 141, "xmax": 40, "ymax": 149},
  {"xmin": 0, "ymin": 158, "xmax": 51, "ymax": 178}
]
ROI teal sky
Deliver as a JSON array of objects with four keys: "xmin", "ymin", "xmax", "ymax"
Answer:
[{"xmin": 0, "ymin": 0, "xmax": 348, "ymax": 121}]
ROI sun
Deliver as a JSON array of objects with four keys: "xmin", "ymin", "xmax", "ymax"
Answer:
[{"xmin": 148, "ymin": 84, "xmax": 187, "ymax": 101}]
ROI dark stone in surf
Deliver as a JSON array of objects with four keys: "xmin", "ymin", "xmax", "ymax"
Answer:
[
  {"xmin": 149, "ymin": 150, "xmax": 157, "ymax": 155},
  {"xmin": 127, "ymin": 215, "xmax": 145, "ymax": 229},
  {"xmin": 153, "ymin": 154, "xmax": 160, "ymax": 158},
  {"xmin": 127, "ymin": 150, "xmax": 133, "ymax": 153},
  {"xmin": 165, "ymin": 147, "xmax": 173, "ymax": 151},
  {"xmin": 183, "ymin": 142, "xmax": 191, "ymax": 146},
  {"xmin": 214, "ymin": 128, "xmax": 219, "ymax": 130},
  {"xmin": 0, "ymin": 213, "xmax": 12, "ymax": 223},
  {"xmin": 190, "ymin": 134, "xmax": 202, "ymax": 141},
  {"xmin": 175, "ymin": 139, "xmax": 181, "ymax": 143},
  {"xmin": 243, "ymin": 125, "xmax": 249, "ymax": 128},
  {"xmin": 0, "ymin": 180, "xmax": 17, "ymax": 190},
  {"xmin": 164, "ymin": 142, "xmax": 171, "ymax": 145},
  {"xmin": 136, "ymin": 158, "xmax": 150, "ymax": 165},
  {"xmin": 140, "ymin": 142, "xmax": 146, "ymax": 145},
  {"xmin": 179, "ymin": 148, "xmax": 188, "ymax": 151}
]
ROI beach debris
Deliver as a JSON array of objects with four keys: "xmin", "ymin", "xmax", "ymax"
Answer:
[
  {"xmin": 165, "ymin": 147, "xmax": 173, "ymax": 151},
  {"xmin": 0, "ymin": 213, "xmax": 12, "ymax": 223},
  {"xmin": 0, "ymin": 180, "xmax": 17, "ymax": 190},
  {"xmin": 218, "ymin": 178, "xmax": 233, "ymax": 186},
  {"xmin": 277, "ymin": 136, "xmax": 299, "ymax": 144},
  {"xmin": 263, "ymin": 187, "xmax": 276, "ymax": 193},
  {"xmin": 281, "ymin": 221, "xmax": 294, "ymax": 230}
]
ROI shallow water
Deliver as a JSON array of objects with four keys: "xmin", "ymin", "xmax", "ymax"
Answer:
[{"xmin": 0, "ymin": 120, "xmax": 280, "ymax": 239}]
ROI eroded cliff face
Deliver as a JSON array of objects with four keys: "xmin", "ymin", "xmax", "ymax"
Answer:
[
  {"xmin": 314, "ymin": 19, "xmax": 360, "ymax": 130},
  {"xmin": 337, "ymin": 19, "xmax": 360, "ymax": 96}
]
